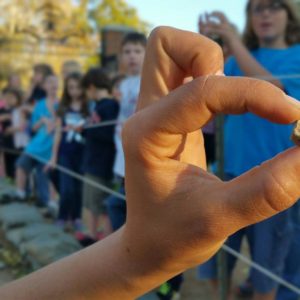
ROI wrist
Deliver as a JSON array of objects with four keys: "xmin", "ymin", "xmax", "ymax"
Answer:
[{"xmin": 227, "ymin": 36, "xmax": 243, "ymax": 52}]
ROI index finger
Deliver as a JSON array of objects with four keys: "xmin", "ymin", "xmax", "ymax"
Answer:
[{"xmin": 137, "ymin": 26, "xmax": 223, "ymax": 110}]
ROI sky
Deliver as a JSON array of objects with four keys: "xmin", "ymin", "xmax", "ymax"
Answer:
[{"xmin": 127, "ymin": 0, "xmax": 248, "ymax": 33}]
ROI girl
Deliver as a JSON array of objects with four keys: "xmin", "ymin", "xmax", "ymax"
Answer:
[
  {"xmin": 49, "ymin": 72, "xmax": 88, "ymax": 230},
  {"xmin": 198, "ymin": 1, "xmax": 300, "ymax": 300},
  {"xmin": 2, "ymin": 88, "xmax": 29, "ymax": 179}
]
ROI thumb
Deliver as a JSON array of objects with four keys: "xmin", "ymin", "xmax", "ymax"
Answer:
[{"xmin": 224, "ymin": 147, "xmax": 300, "ymax": 232}]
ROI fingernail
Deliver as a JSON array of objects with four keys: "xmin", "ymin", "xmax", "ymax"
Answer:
[
  {"xmin": 215, "ymin": 70, "xmax": 224, "ymax": 76},
  {"xmin": 286, "ymin": 95, "xmax": 300, "ymax": 109}
]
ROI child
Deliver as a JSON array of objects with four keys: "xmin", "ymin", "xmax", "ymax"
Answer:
[
  {"xmin": 14, "ymin": 74, "xmax": 59, "ymax": 205},
  {"xmin": 2, "ymin": 88, "xmax": 29, "ymax": 179},
  {"xmin": 2, "ymin": 26, "xmax": 300, "ymax": 300},
  {"xmin": 48, "ymin": 73, "xmax": 88, "ymax": 230},
  {"xmin": 105, "ymin": 32, "xmax": 147, "ymax": 231},
  {"xmin": 198, "ymin": 2, "xmax": 300, "ymax": 300},
  {"xmin": 5, "ymin": 89, "xmax": 29, "ymax": 151},
  {"xmin": 0, "ymin": 90, "xmax": 13, "ymax": 179},
  {"xmin": 26, "ymin": 64, "xmax": 53, "ymax": 105},
  {"xmin": 80, "ymin": 67, "xmax": 119, "ymax": 242}
]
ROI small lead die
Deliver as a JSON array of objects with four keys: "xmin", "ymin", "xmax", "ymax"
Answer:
[{"xmin": 292, "ymin": 120, "xmax": 300, "ymax": 146}]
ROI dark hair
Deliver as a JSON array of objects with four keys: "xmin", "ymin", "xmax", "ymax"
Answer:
[
  {"xmin": 81, "ymin": 67, "xmax": 112, "ymax": 92},
  {"xmin": 2, "ymin": 88, "xmax": 23, "ymax": 106},
  {"xmin": 121, "ymin": 32, "xmax": 147, "ymax": 48},
  {"xmin": 243, "ymin": 0, "xmax": 300, "ymax": 49},
  {"xmin": 112, "ymin": 74, "xmax": 125, "ymax": 88},
  {"xmin": 57, "ymin": 72, "xmax": 88, "ymax": 118},
  {"xmin": 33, "ymin": 63, "xmax": 54, "ymax": 78}
]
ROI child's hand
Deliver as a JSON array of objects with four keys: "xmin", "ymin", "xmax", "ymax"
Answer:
[
  {"xmin": 74, "ymin": 125, "xmax": 84, "ymax": 133},
  {"xmin": 63, "ymin": 124, "xmax": 84, "ymax": 132},
  {"xmin": 0, "ymin": 113, "xmax": 11, "ymax": 122},
  {"xmin": 121, "ymin": 27, "xmax": 300, "ymax": 287},
  {"xmin": 199, "ymin": 12, "xmax": 239, "ymax": 47},
  {"xmin": 44, "ymin": 119, "xmax": 55, "ymax": 133},
  {"xmin": 44, "ymin": 157, "xmax": 56, "ymax": 172},
  {"xmin": 90, "ymin": 111, "xmax": 101, "ymax": 124},
  {"xmin": 63, "ymin": 124, "xmax": 76, "ymax": 132}
]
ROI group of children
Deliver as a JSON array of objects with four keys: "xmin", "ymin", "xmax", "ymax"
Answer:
[
  {"xmin": 3, "ymin": 3, "xmax": 300, "ymax": 298},
  {"xmin": 0, "ymin": 32, "xmax": 147, "ymax": 248}
]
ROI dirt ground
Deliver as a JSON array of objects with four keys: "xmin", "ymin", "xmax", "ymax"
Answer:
[{"xmin": 0, "ymin": 269, "xmax": 14, "ymax": 286}]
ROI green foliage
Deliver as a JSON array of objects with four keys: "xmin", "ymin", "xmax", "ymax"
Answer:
[
  {"xmin": 0, "ymin": 0, "xmax": 149, "ymax": 87},
  {"xmin": 90, "ymin": 0, "xmax": 151, "ymax": 33}
]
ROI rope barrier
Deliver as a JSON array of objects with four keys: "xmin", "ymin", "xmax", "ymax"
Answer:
[
  {"xmin": 0, "ymin": 147, "xmax": 126, "ymax": 200},
  {"xmin": 1, "ymin": 146, "xmax": 300, "ymax": 294},
  {"xmin": 1, "ymin": 71, "xmax": 300, "ymax": 295},
  {"xmin": 222, "ymin": 244, "xmax": 300, "ymax": 295},
  {"xmin": 83, "ymin": 120, "xmax": 121, "ymax": 130}
]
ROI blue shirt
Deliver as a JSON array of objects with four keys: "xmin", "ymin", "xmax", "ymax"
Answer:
[
  {"xmin": 25, "ymin": 99, "xmax": 56, "ymax": 161},
  {"xmin": 224, "ymin": 45, "xmax": 300, "ymax": 176}
]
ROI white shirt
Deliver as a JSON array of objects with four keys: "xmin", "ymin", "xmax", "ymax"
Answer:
[
  {"xmin": 113, "ymin": 75, "xmax": 141, "ymax": 178},
  {"xmin": 12, "ymin": 108, "xmax": 29, "ymax": 149}
]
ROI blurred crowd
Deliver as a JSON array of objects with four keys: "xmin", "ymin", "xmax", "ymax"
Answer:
[{"xmin": 1, "ymin": 0, "xmax": 300, "ymax": 300}]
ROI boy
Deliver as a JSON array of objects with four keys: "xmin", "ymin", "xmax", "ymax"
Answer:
[
  {"xmin": 106, "ymin": 31, "xmax": 147, "ymax": 231},
  {"xmin": 80, "ymin": 67, "xmax": 119, "ymax": 242}
]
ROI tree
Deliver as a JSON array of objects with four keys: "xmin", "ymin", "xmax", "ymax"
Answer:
[
  {"xmin": 0, "ymin": 0, "xmax": 98, "ymax": 87},
  {"xmin": 89, "ymin": 0, "xmax": 150, "ymax": 33}
]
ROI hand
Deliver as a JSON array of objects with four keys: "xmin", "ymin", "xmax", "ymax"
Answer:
[
  {"xmin": 199, "ymin": 12, "xmax": 240, "ymax": 47},
  {"xmin": 44, "ymin": 118, "xmax": 55, "ymax": 133},
  {"xmin": 63, "ymin": 124, "xmax": 75, "ymax": 132},
  {"xmin": 121, "ymin": 27, "xmax": 300, "ymax": 288},
  {"xmin": 1, "ymin": 27, "xmax": 300, "ymax": 300},
  {"xmin": 44, "ymin": 157, "xmax": 56, "ymax": 172},
  {"xmin": 63, "ymin": 124, "xmax": 83, "ymax": 132},
  {"xmin": 21, "ymin": 104, "xmax": 33, "ymax": 115},
  {"xmin": 90, "ymin": 111, "xmax": 101, "ymax": 124},
  {"xmin": 0, "ymin": 113, "xmax": 11, "ymax": 122}
]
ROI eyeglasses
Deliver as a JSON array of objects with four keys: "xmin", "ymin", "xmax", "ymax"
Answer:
[{"xmin": 252, "ymin": 2, "xmax": 286, "ymax": 15}]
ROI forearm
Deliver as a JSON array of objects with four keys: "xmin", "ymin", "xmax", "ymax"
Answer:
[
  {"xmin": 0, "ymin": 229, "xmax": 176, "ymax": 300},
  {"xmin": 229, "ymin": 40, "xmax": 283, "ymax": 89}
]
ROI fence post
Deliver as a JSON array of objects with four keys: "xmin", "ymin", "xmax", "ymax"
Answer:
[{"xmin": 215, "ymin": 114, "xmax": 228, "ymax": 300}]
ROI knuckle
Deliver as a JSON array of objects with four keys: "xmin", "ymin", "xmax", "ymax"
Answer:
[
  {"xmin": 248, "ymin": 78, "xmax": 277, "ymax": 98},
  {"xmin": 262, "ymin": 170, "xmax": 296, "ymax": 213},
  {"xmin": 197, "ymin": 36, "xmax": 223, "ymax": 72},
  {"xmin": 122, "ymin": 116, "xmax": 138, "ymax": 154},
  {"xmin": 148, "ymin": 26, "xmax": 169, "ymax": 44},
  {"xmin": 122, "ymin": 114, "xmax": 151, "ymax": 163},
  {"xmin": 209, "ymin": 42, "xmax": 223, "ymax": 66}
]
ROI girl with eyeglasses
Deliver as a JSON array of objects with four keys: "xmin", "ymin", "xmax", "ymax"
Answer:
[{"xmin": 198, "ymin": 1, "xmax": 300, "ymax": 300}]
